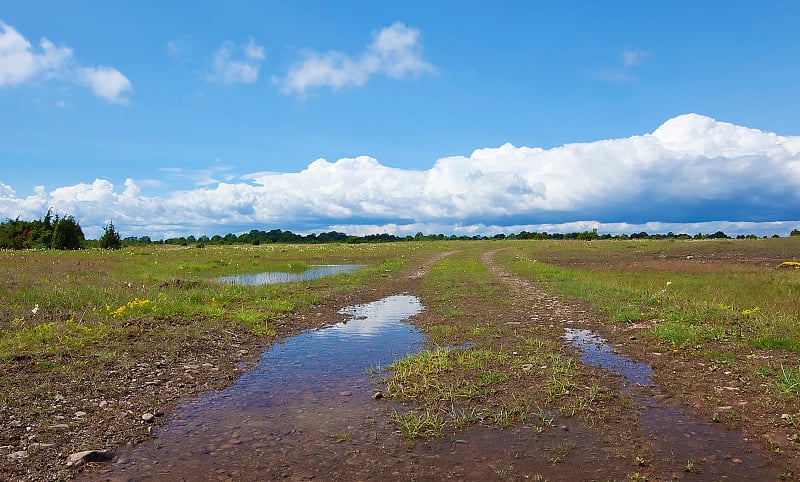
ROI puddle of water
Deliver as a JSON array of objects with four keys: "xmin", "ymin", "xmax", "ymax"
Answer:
[
  {"xmin": 564, "ymin": 328, "xmax": 778, "ymax": 479},
  {"xmin": 218, "ymin": 264, "xmax": 361, "ymax": 285},
  {"xmin": 97, "ymin": 295, "xmax": 424, "ymax": 480},
  {"xmin": 563, "ymin": 328, "xmax": 653, "ymax": 390}
]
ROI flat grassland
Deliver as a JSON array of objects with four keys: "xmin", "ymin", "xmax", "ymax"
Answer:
[{"xmin": 1, "ymin": 238, "xmax": 798, "ymax": 480}]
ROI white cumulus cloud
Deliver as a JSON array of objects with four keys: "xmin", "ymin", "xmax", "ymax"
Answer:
[
  {"xmin": 209, "ymin": 38, "xmax": 265, "ymax": 85},
  {"xmin": 279, "ymin": 22, "xmax": 435, "ymax": 96},
  {"xmin": 0, "ymin": 21, "xmax": 72, "ymax": 86},
  {"xmin": 78, "ymin": 66, "xmax": 132, "ymax": 104},
  {"xmin": 1, "ymin": 114, "xmax": 799, "ymax": 240},
  {"xmin": 0, "ymin": 20, "xmax": 131, "ymax": 103}
]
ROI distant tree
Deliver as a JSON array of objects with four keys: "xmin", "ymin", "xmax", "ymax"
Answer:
[
  {"xmin": 24, "ymin": 208, "xmax": 55, "ymax": 249},
  {"xmin": 100, "ymin": 221, "xmax": 122, "ymax": 250},
  {"xmin": 0, "ymin": 217, "xmax": 30, "ymax": 249},
  {"xmin": 791, "ymin": 229, "xmax": 800, "ymax": 237},
  {"xmin": 51, "ymin": 215, "xmax": 85, "ymax": 250}
]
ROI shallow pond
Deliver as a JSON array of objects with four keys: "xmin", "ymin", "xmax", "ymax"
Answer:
[{"xmin": 218, "ymin": 264, "xmax": 361, "ymax": 285}]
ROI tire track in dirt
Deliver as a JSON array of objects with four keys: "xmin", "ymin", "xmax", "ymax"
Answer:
[
  {"xmin": 481, "ymin": 248, "xmax": 597, "ymax": 330},
  {"xmin": 481, "ymin": 247, "xmax": 783, "ymax": 480}
]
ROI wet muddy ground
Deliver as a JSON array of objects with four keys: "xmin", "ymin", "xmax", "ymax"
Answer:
[
  {"xmin": 4, "ymin": 246, "xmax": 793, "ymax": 480},
  {"xmin": 82, "ymin": 250, "xmax": 784, "ymax": 481},
  {"xmin": 481, "ymin": 250, "xmax": 784, "ymax": 480}
]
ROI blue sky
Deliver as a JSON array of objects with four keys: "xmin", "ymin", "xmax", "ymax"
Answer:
[{"xmin": 1, "ymin": 1, "xmax": 799, "ymax": 239}]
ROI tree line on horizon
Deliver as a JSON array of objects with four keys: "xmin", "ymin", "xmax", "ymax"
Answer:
[
  {"xmin": 1, "ymin": 211, "xmax": 798, "ymax": 251},
  {"xmin": 0, "ymin": 210, "xmax": 121, "ymax": 250}
]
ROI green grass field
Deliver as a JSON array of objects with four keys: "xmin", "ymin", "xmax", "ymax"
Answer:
[{"xmin": 2, "ymin": 238, "xmax": 800, "ymax": 479}]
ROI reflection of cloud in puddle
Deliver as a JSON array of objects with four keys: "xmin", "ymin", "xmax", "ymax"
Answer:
[
  {"xmin": 320, "ymin": 294, "xmax": 424, "ymax": 337},
  {"xmin": 563, "ymin": 328, "xmax": 653, "ymax": 388}
]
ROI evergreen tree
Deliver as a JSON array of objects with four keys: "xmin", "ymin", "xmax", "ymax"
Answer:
[
  {"xmin": 51, "ymin": 215, "xmax": 85, "ymax": 250},
  {"xmin": 100, "ymin": 221, "xmax": 122, "ymax": 250}
]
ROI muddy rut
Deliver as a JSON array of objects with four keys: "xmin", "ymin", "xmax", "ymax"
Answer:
[{"xmin": 482, "ymin": 248, "xmax": 781, "ymax": 480}]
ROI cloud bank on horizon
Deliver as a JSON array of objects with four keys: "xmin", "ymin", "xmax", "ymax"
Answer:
[{"xmin": 1, "ymin": 113, "xmax": 798, "ymax": 239}]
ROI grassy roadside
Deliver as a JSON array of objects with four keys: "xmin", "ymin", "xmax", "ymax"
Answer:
[
  {"xmin": 1, "ymin": 243, "xmax": 434, "ymax": 363},
  {"xmin": 492, "ymin": 237, "xmax": 800, "ymax": 475},
  {"xmin": 494, "ymin": 238, "xmax": 800, "ymax": 398}
]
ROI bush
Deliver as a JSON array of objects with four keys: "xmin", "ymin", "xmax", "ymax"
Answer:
[{"xmin": 51, "ymin": 216, "xmax": 85, "ymax": 250}]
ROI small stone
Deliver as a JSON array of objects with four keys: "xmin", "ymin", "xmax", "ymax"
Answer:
[
  {"xmin": 560, "ymin": 425, "xmax": 569, "ymax": 431},
  {"xmin": 66, "ymin": 449, "xmax": 112, "ymax": 467},
  {"xmin": 74, "ymin": 411, "xmax": 87, "ymax": 417},
  {"xmin": 6, "ymin": 450, "xmax": 29, "ymax": 461},
  {"xmin": 141, "ymin": 413, "xmax": 155, "ymax": 422},
  {"xmin": 732, "ymin": 458, "xmax": 742, "ymax": 463},
  {"xmin": 521, "ymin": 364, "xmax": 534, "ymax": 371},
  {"xmin": 781, "ymin": 413, "xmax": 790, "ymax": 420},
  {"xmin": 372, "ymin": 391, "xmax": 384, "ymax": 400},
  {"xmin": 49, "ymin": 424, "xmax": 69, "ymax": 430},
  {"xmin": 10, "ymin": 420, "xmax": 22, "ymax": 427},
  {"xmin": 99, "ymin": 401, "xmax": 108, "ymax": 409},
  {"xmin": 339, "ymin": 392, "xmax": 352, "ymax": 397}
]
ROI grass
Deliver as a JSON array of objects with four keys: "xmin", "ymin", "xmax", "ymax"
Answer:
[
  {"xmin": 775, "ymin": 365, "xmax": 800, "ymax": 395},
  {"xmin": 380, "ymin": 247, "xmax": 614, "ymax": 439},
  {"xmin": 7, "ymin": 237, "xmax": 799, "ymax": 475},
  {"xmin": 546, "ymin": 441, "xmax": 577, "ymax": 464},
  {"xmin": 496, "ymin": 238, "xmax": 800, "ymax": 397},
  {"xmin": 0, "ymin": 242, "xmax": 444, "ymax": 367},
  {"xmin": 390, "ymin": 409, "xmax": 445, "ymax": 439}
]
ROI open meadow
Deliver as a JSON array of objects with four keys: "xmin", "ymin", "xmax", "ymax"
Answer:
[{"xmin": 1, "ymin": 238, "xmax": 798, "ymax": 480}]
